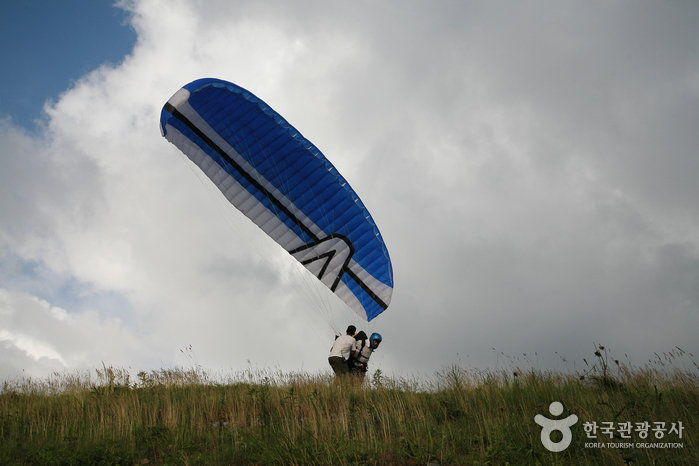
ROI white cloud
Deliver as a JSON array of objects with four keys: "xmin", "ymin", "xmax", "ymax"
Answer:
[{"xmin": 0, "ymin": 287, "xmax": 149, "ymax": 376}]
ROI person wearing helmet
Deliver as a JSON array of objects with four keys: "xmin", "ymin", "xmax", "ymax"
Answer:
[
  {"xmin": 349, "ymin": 332, "xmax": 382, "ymax": 381},
  {"xmin": 328, "ymin": 325, "xmax": 357, "ymax": 378},
  {"xmin": 370, "ymin": 333, "xmax": 382, "ymax": 349}
]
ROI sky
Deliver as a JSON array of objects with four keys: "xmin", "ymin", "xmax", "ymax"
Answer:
[
  {"xmin": 0, "ymin": 0, "xmax": 698, "ymax": 383},
  {"xmin": 0, "ymin": 0, "xmax": 136, "ymax": 130}
]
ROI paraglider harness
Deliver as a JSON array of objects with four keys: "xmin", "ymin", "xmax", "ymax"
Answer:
[{"xmin": 347, "ymin": 331, "xmax": 371, "ymax": 374}]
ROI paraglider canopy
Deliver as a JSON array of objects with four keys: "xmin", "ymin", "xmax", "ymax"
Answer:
[{"xmin": 160, "ymin": 78, "xmax": 393, "ymax": 321}]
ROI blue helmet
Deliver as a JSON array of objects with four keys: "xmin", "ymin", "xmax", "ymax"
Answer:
[{"xmin": 370, "ymin": 333, "xmax": 382, "ymax": 349}]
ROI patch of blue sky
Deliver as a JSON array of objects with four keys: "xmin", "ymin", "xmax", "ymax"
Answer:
[
  {"xmin": 0, "ymin": 254, "xmax": 133, "ymax": 320},
  {"xmin": 0, "ymin": 0, "xmax": 137, "ymax": 131}
]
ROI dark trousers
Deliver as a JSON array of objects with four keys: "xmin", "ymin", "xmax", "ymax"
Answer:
[{"xmin": 328, "ymin": 356, "xmax": 349, "ymax": 375}]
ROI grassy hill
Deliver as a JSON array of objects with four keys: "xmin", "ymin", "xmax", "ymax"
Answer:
[{"xmin": 1, "ymin": 347, "xmax": 697, "ymax": 465}]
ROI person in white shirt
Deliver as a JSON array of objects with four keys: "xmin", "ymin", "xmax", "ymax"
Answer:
[{"xmin": 328, "ymin": 325, "xmax": 357, "ymax": 377}]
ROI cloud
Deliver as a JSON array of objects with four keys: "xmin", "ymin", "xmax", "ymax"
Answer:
[
  {"xmin": 0, "ymin": 287, "xmax": 147, "ymax": 377},
  {"xmin": 0, "ymin": 0, "xmax": 697, "ymax": 381}
]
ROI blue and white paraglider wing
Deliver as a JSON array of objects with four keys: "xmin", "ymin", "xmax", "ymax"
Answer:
[{"xmin": 159, "ymin": 78, "xmax": 393, "ymax": 321}]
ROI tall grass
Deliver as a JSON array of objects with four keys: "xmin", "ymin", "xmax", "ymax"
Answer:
[{"xmin": 1, "ymin": 347, "xmax": 697, "ymax": 465}]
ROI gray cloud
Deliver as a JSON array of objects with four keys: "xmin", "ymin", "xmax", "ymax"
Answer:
[{"xmin": 0, "ymin": 0, "xmax": 697, "ymax": 381}]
